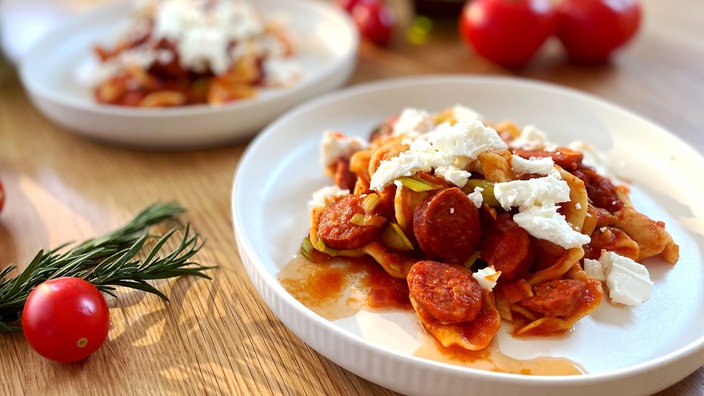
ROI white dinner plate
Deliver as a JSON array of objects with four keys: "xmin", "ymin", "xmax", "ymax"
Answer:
[
  {"xmin": 232, "ymin": 76, "xmax": 704, "ymax": 395},
  {"xmin": 18, "ymin": 0, "xmax": 358, "ymax": 149}
]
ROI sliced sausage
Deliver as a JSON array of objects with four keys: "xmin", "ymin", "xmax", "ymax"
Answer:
[
  {"xmin": 407, "ymin": 260, "xmax": 483, "ymax": 324},
  {"xmin": 413, "ymin": 187, "xmax": 481, "ymax": 264},
  {"xmin": 317, "ymin": 194, "xmax": 384, "ymax": 250},
  {"xmin": 480, "ymin": 214, "xmax": 534, "ymax": 281},
  {"xmin": 572, "ymin": 166, "xmax": 624, "ymax": 212},
  {"xmin": 332, "ymin": 157, "xmax": 357, "ymax": 191},
  {"xmin": 519, "ymin": 279, "xmax": 592, "ymax": 318}
]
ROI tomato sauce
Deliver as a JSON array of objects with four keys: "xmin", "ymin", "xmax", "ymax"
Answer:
[
  {"xmin": 278, "ymin": 254, "xmax": 587, "ymax": 375},
  {"xmin": 415, "ymin": 336, "xmax": 586, "ymax": 375}
]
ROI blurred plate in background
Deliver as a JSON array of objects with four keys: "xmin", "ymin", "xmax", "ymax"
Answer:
[{"xmin": 18, "ymin": 0, "xmax": 358, "ymax": 149}]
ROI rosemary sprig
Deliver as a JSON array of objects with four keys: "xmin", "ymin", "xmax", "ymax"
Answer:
[{"xmin": 0, "ymin": 202, "xmax": 212, "ymax": 332}]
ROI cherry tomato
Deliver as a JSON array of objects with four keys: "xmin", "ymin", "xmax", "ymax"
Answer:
[
  {"xmin": 459, "ymin": 0, "xmax": 557, "ymax": 69},
  {"xmin": 351, "ymin": 0, "xmax": 396, "ymax": 46},
  {"xmin": 556, "ymin": 0, "xmax": 641, "ymax": 64},
  {"xmin": 22, "ymin": 277, "xmax": 110, "ymax": 363},
  {"xmin": 0, "ymin": 180, "xmax": 4, "ymax": 213}
]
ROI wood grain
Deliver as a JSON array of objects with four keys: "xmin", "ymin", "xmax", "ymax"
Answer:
[{"xmin": 0, "ymin": 0, "xmax": 702, "ymax": 394}]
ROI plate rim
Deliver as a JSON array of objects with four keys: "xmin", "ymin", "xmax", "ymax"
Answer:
[{"xmin": 232, "ymin": 74, "xmax": 704, "ymax": 394}]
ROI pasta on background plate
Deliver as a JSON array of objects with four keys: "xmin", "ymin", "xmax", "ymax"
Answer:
[
  {"xmin": 301, "ymin": 106, "xmax": 679, "ymax": 352},
  {"xmin": 91, "ymin": 0, "xmax": 301, "ymax": 107}
]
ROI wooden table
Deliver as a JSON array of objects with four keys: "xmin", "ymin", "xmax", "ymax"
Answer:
[{"xmin": 0, "ymin": 0, "xmax": 702, "ymax": 394}]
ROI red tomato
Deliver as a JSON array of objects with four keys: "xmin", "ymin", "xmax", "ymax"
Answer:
[
  {"xmin": 459, "ymin": 0, "xmax": 557, "ymax": 68},
  {"xmin": 351, "ymin": 0, "xmax": 396, "ymax": 46},
  {"xmin": 556, "ymin": 0, "xmax": 641, "ymax": 64},
  {"xmin": 22, "ymin": 277, "xmax": 110, "ymax": 363}
]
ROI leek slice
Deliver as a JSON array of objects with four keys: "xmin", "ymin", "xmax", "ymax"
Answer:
[
  {"xmin": 397, "ymin": 175, "xmax": 444, "ymax": 192},
  {"xmin": 361, "ymin": 193, "xmax": 381, "ymax": 212},
  {"xmin": 350, "ymin": 213, "xmax": 386, "ymax": 227},
  {"xmin": 381, "ymin": 222, "xmax": 414, "ymax": 251},
  {"xmin": 464, "ymin": 179, "xmax": 500, "ymax": 207}
]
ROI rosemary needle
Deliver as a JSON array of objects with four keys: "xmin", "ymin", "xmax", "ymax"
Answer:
[{"xmin": 0, "ymin": 202, "xmax": 212, "ymax": 332}]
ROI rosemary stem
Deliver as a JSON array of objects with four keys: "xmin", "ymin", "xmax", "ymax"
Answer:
[{"xmin": 0, "ymin": 202, "xmax": 211, "ymax": 332}]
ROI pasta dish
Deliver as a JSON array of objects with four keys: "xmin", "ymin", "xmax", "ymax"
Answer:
[
  {"xmin": 91, "ymin": 0, "xmax": 301, "ymax": 107},
  {"xmin": 301, "ymin": 106, "xmax": 679, "ymax": 352}
]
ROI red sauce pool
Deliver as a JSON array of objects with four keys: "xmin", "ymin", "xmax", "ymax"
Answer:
[{"xmin": 278, "ymin": 254, "xmax": 586, "ymax": 376}]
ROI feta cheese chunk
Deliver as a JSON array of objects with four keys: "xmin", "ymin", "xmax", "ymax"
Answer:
[
  {"xmin": 509, "ymin": 125, "xmax": 549, "ymax": 149},
  {"xmin": 391, "ymin": 108, "xmax": 435, "ymax": 137},
  {"xmin": 467, "ymin": 187, "xmax": 484, "ymax": 208},
  {"xmin": 473, "ymin": 266, "xmax": 501, "ymax": 291},
  {"xmin": 494, "ymin": 170, "xmax": 590, "ymax": 249},
  {"xmin": 153, "ymin": 0, "xmax": 265, "ymax": 75},
  {"xmin": 599, "ymin": 251, "xmax": 654, "ymax": 306},
  {"xmin": 370, "ymin": 120, "xmax": 506, "ymax": 190},
  {"xmin": 511, "ymin": 155, "xmax": 554, "ymax": 175},
  {"xmin": 425, "ymin": 120, "xmax": 507, "ymax": 158},
  {"xmin": 493, "ymin": 170, "xmax": 570, "ymax": 212},
  {"xmin": 369, "ymin": 138, "xmax": 447, "ymax": 190},
  {"xmin": 450, "ymin": 105, "xmax": 481, "ymax": 123},
  {"xmin": 583, "ymin": 258, "xmax": 606, "ymax": 281},
  {"xmin": 513, "ymin": 205, "xmax": 591, "ymax": 249},
  {"xmin": 320, "ymin": 130, "xmax": 368, "ymax": 168},
  {"xmin": 308, "ymin": 186, "xmax": 349, "ymax": 210}
]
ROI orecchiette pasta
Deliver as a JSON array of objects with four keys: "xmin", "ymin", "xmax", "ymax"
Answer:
[{"xmin": 300, "ymin": 106, "xmax": 679, "ymax": 351}]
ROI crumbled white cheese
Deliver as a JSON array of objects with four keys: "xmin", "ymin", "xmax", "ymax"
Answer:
[
  {"xmin": 320, "ymin": 130, "xmax": 368, "ymax": 168},
  {"xmin": 509, "ymin": 125, "xmax": 549, "ymax": 149},
  {"xmin": 391, "ymin": 108, "xmax": 436, "ymax": 138},
  {"xmin": 583, "ymin": 258, "xmax": 605, "ymax": 281},
  {"xmin": 511, "ymin": 155, "xmax": 554, "ymax": 175},
  {"xmin": 177, "ymin": 25, "xmax": 231, "ymax": 74},
  {"xmin": 467, "ymin": 187, "xmax": 484, "ymax": 208},
  {"xmin": 493, "ymin": 170, "xmax": 570, "ymax": 212},
  {"xmin": 451, "ymin": 105, "xmax": 481, "ymax": 123},
  {"xmin": 493, "ymin": 169, "xmax": 590, "ymax": 248},
  {"xmin": 425, "ymin": 120, "xmax": 507, "ymax": 158},
  {"xmin": 308, "ymin": 186, "xmax": 349, "ymax": 210},
  {"xmin": 152, "ymin": 0, "xmax": 265, "ymax": 75},
  {"xmin": 434, "ymin": 166, "xmax": 471, "ymax": 188},
  {"xmin": 264, "ymin": 58, "xmax": 302, "ymax": 87},
  {"xmin": 473, "ymin": 266, "xmax": 501, "ymax": 291},
  {"xmin": 370, "ymin": 120, "xmax": 506, "ymax": 191},
  {"xmin": 95, "ymin": 0, "xmax": 301, "ymax": 87},
  {"xmin": 599, "ymin": 251, "xmax": 654, "ymax": 306},
  {"xmin": 369, "ymin": 139, "xmax": 444, "ymax": 190},
  {"xmin": 513, "ymin": 205, "xmax": 591, "ymax": 249}
]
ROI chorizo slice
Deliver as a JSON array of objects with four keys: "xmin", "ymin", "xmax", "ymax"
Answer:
[
  {"xmin": 480, "ymin": 214, "xmax": 534, "ymax": 282},
  {"xmin": 407, "ymin": 260, "xmax": 482, "ymax": 324},
  {"xmin": 317, "ymin": 194, "xmax": 385, "ymax": 250},
  {"xmin": 519, "ymin": 278, "xmax": 597, "ymax": 318},
  {"xmin": 413, "ymin": 187, "xmax": 481, "ymax": 264},
  {"xmin": 572, "ymin": 166, "xmax": 624, "ymax": 212},
  {"xmin": 332, "ymin": 158, "xmax": 357, "ymax": 191}
]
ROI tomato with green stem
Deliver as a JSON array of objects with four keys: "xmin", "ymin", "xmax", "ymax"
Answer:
[{"xmin": 22, "ymin": 277, "xmax": 110, "ymax": 363}]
